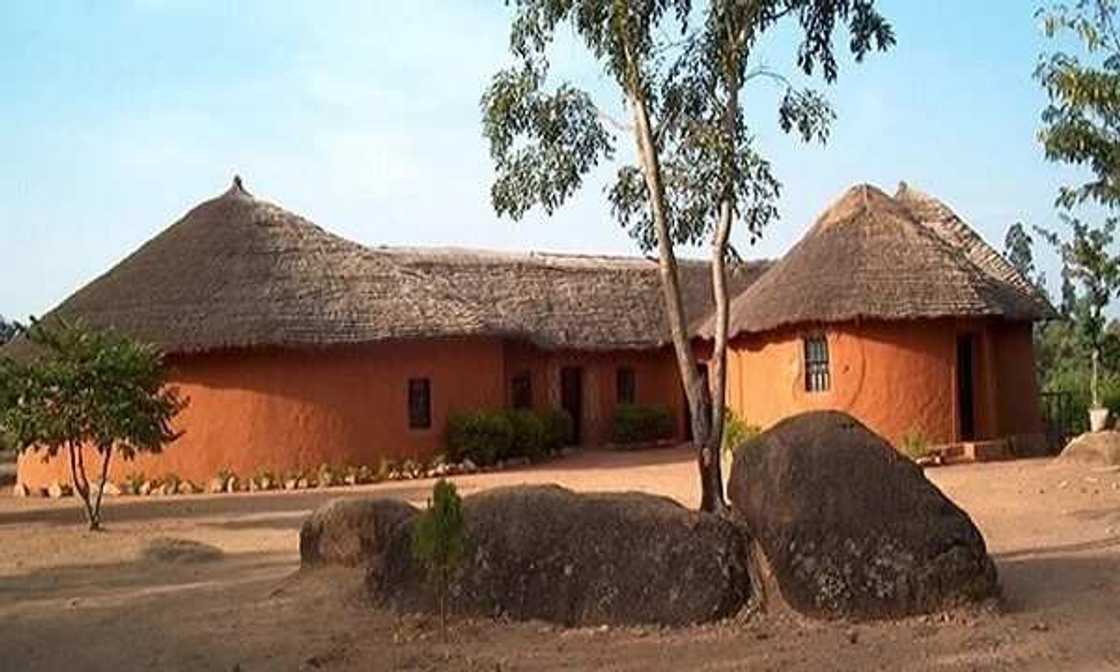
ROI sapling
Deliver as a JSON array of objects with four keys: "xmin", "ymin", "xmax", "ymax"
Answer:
[{"xmin": 411, "ymin": 478, "xmax": 468, "ymax": 638}]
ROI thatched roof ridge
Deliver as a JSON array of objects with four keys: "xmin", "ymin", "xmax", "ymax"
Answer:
[
  {"xmin": 704, "ymin": 183, "xmax": 1055, "ymax": 337},
  {"xmin": 11, "ymin": 179, "xmax": 768, "ymax": 355}
]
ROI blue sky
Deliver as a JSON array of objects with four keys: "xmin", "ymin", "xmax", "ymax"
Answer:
[{"xmin": 0, "ymin": 1, "xmax": 1093, "ymax": 320}]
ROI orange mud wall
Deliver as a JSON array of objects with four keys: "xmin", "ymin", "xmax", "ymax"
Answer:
[
  {"xmin": 501, "ymin": 342, "xmax": 687, "ymax": 445},
  {"xmin": 17, "ymin": 338, "xmax": 690, "ymax": 490},
  {"xmin": 724, "ymin": 318, "xmax": 1044, "ymax": 447},
  {"xmin": 18, "ymin": 338, "xmax": 506, "ymax": 489}
]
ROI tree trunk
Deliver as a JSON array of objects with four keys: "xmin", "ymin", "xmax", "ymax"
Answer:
[
  {"xmin": 67, "ymin": 443, "xmax": 98, "ymax": 530},
  {"xmin": 629, "ymin": 91, "xmax": 721, "ymax": 512},
  {"xmin": 91, "ymin": 445, "xmax": 113, "ymax": 531},
  {"xmin": 706, "ymin": 199, "xmax": 734, "ymax": 508}
]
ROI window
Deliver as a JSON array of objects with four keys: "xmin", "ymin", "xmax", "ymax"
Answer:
[
  {"xmin": 408, "ymin": 378, "xmax": 431, "ymax": 429},
  {"xmin": 511, "ymin": 371, "xmax": 532, "ymax": 410},
  {"xmin": 803, "ymin": 335, "xmax": 830, "ymax": 392},
  {"xmin": 616, "ymin": 367, "xmax": 636, "ymax": 404}
]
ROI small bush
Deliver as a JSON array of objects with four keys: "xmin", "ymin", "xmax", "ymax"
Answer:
[
  {"xmin": 446, "ymin": 411, "xmax": 514, "ymax": 466},
  {"xmin": 503, "ymin": 409, "xmax": 548, "ymax": 461},
  {"xmin": 316, "ymin": 462, "xmax": 339, "ymax": 488},
  {"xmin": 722, "ymin": 409, "xmax": 761, "ymax": 456},
  {"xmin": 611, "ymin": 404, "xmax": 675, "ymax": 445},
  {"xmin": 124, "ymin": 471, "xmax": 146, "ymax": 495},
  {"xmin": 899, "ymin": 428, "xmax": 931, "ymax": 460},
  {"xmin": 539, "ymin": 408, "xmax": 574, "ymax": 451}
]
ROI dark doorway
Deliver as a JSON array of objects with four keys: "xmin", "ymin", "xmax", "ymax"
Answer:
[
  {"xmin": 560, "ymin": 366, "xmax": 583, "ymax": 445},
  {"xmin": 683, "ymin": 364, "xmax": 709, "ymax": 442},
  {"xmin": 956, "ymin": 334, "xmax": 976, "ymax": 441}
]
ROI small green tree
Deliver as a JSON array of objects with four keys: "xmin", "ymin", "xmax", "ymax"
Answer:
[
  {"xmin": 0, "ymin": 319, "xmax": 186, "ymax": 530},
  {"xmin": 1037, "ymin": 218, "xmax": 1120, "ymax": 408},
  {"xmin": 411, "ymin": 479, "xmax": 468, "ymax": 636}
]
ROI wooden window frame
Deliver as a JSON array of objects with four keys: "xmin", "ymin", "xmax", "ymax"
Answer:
[
  {"xmin": 803, "ymin": 334, "xmax": 830, "ymax": 393},
  {"xmin": 408, "ymin": 378, "xmax": 431, "ymax": 430}
]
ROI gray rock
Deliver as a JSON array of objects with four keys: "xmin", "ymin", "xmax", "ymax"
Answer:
[
  {"xmin": 300, "ymin": 497, "xmax": 419, "ymax": 569},
  {"xmin": 138, "ymin": 480, "xmax": 153, "ymax": 496},
  {"xmin": 207, "ymin": 477, "xmax": 225, "ymax": 494},
  {"xmin": 1059, "ymin": 431, "xmax": 1120, "ymax": 467},
  {"xmin": 12, "ymin": 483, "xmax": 29, "ymax": 497},
  {"xmin": 728, "ymin": 411, "xmax": 999, "ymax": 620},
  {"xmin": 301, "ymin": 485, "xmax": 751, "ymax": 626}
]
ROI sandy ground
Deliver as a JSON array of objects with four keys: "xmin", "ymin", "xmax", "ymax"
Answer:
[{"xmin": 1, "ymin": 447, "xmax": 1119, "ymax": 671}]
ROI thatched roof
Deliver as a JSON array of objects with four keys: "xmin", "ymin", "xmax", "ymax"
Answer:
[
  {"xmin": 703, "ymin": 183, "xmax": 1055, "ymax": 337},
  {"xmin": 12, "ymin": 178, "xmax": 768, "ymax": 355}
]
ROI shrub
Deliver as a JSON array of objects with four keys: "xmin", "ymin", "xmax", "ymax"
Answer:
[
  {"xmin": 124, "ymin": 471, "xmax": 146, "ymax": 496},
  {"xmin": 412, "ymin": 479, "xmax": 468, "ymax": 636},
  {"xmin": 899, "ymin": 428, "xmax": 931, "ymax": 460},
  {"xmin": 445, "ymin": 411, "xmax": 513, "ymax": 466},
  {"xmin": 503, "ymin": 409, "xmax": 548, "ymax": 461},
  {"xmin": 722, "ymin": 409, "xmax": 761, "ymax": 456},
  {"xmin": 539, "ymin": 408, "xmax": 574, "ymax": 452},
  {"xmin": 316, "ymin": 462, "xmax": 339, "ymax": 488},
  {"xmin": 611, "ymin": 404, "xmax": 674, "ymax": 445}
]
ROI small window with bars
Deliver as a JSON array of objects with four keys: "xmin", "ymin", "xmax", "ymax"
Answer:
[
  {"xmin": 616, "ymin": 367, "xmax": 637, "ymax": 405},
  {"xmin": 408, "ymin": 378, "xmax": 431, "ymax": 429},
  {"xmin": 511, "ymin": 371, "xmax": 532, "ymax": 410},
  {"xmin": 803, "ymin": 335, "xmax": 830, "ymax": 393}
]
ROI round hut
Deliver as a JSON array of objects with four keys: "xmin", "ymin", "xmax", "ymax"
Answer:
[{"xmin": 708, "ymin": 183, "xmax": 1054, "ymax": 454}]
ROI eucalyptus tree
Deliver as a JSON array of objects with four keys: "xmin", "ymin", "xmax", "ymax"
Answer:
[{"xmin": 482, "ymin": 0, "xmax": 893, "ymax": 511}]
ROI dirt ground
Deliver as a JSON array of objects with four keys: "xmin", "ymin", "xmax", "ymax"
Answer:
[{"xmin": 1, "ymin": 447, "xmax": 1118, "ymax": 671}]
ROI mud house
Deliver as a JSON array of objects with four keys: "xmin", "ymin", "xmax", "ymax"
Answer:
[
  {"xmin": 11, "ymin": 179, "xmax": 1053, "ymax": 489},
  {"xmin": 13, "ymin": 178, "xmax": 764, "ymax": 488},
  {"xmin": 703, "ymin": 183, "xmax": 1054, "ymax": 454}
]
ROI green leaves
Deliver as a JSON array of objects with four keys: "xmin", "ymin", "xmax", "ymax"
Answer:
[
  {"xmin": 1037, "ymin": 1, "xmax": 1120, "ymax": 208},
  {"xmin": 0, "ymin": 319, "xmax": 186, "ymax": 460},
  {"xmin": 482, "ymin": 66, "xmax": 615, "ymax": 219},
  {"xmin": 412, "ymin": 478, "xmax": 468, "ymax": 629},
  {"xmin": 484, "ymin": 0, "xmax": 892, "ymax": 244}
]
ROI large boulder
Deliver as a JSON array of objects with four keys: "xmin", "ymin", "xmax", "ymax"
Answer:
[
  {"xmin": 728, "ymin": 411, "xmax": 998, "ymax": 620},
  {"xmin": 299, "ymin": 497, "xmax": 419, "ymax": 568},
  {"xmin": 1059, "ymin": 431, "xmax": 1120, "ymax": 467},
  {"xmin": 300, "ymin": 485, "xmax": 752, "ymax": 626}
]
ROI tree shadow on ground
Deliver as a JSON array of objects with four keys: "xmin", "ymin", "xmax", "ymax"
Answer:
[
  {"xmin": 0, "ymin": 548, "xmax": 291, "ymax": 606},
  {"xmin": 0, "ymin": 483, "xmax": 437, "ymax": 528}
]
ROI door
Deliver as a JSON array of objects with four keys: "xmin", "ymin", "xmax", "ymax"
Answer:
[
  {"xmin": 560, "ymin": 366, "xmax": 583, "ymax": 445},
  {"xmin": 956, "ymin": 334, "xmax": 976, "ymax": 441}
]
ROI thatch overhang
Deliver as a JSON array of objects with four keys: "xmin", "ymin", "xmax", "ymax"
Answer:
[
  {"xmin": 7, "ymin": 178, "xmax": 769, "ymax": 356},
  {"xmin": 701, "ymin": 183, "xmax": 1056, "ymax": 338}
]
